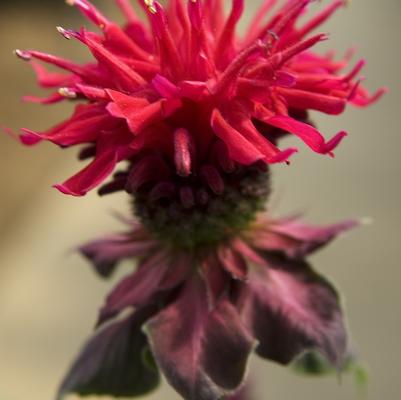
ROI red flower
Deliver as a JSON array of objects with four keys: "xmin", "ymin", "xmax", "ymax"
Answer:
[
  {"xmin": 16, "ymin": 0, "xmax": 384, "ymax": 196},
  {"xmin": 59, "ymin": 214, "xmax": 357, "ymax": 400}
]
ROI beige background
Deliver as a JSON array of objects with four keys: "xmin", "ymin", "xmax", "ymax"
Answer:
[{"xmin": 0, "ymin": 1, "xmax": 400, "ymax": 399}]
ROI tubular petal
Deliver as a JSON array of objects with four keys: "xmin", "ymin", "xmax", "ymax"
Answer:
[
  {"xmin": 174, "ymin": 128, "xmax": 192, "ymax": 177},
  {"xmin": 54, "ymin": 150, "xmax": 118, "ymax": 196},
  {"xmin": 266, "ymin": 115, "xmax": 347, "ymax": 154},
  {"xmin": 211, "ymin": 109, "xmax": 265, "ymax": 165}
]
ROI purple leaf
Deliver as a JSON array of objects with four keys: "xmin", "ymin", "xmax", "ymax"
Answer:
[
  {"xmin": 236, "ymin": 256, "xmax": 347, "ymax": 368},
  {"xmin": 201, "ymin": 254, "xmax": 230, "ymax": 306},
  {"xmin": 146, "ymin": 275, "xmax": 255, "ymax": 400},
  {"xmin": 97, "ymin": 251, "xmax": 169, "ymax": 326},
  {"xmin": 252, "ymin": 218, "xmax": 358, "ymax": 258},
  {"xmin": 218, "ymin": 246, "xmax": 248, "ymax": 280},
  {"xmin": 57, "ymin": 308, "xmax": 159, "ymax": 399},
  {"xmin": 79, "ymin": 233, "xmax": 157, "ymax": 278}
]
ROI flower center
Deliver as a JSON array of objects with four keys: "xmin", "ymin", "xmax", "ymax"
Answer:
[{"xmin": 133, "ymin": 165, "xmax": 270, "ymax": 250}]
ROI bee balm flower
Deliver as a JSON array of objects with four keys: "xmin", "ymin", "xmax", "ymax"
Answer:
[
  {"xmin": 15, "ymin": 0, "xmax": 384, "ymax": 198},
  {"xmin": 12, "ymin": 1, "xmax": 383, "ymax": 399}
]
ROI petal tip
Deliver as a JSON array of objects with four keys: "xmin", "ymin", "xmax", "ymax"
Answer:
[
  {"xmin": 268, "ymin": 147, "xmax": 298, "ymax": 164},
  {"xmin": 19, "ymin": 128, "xmax": 43, "ymax": 145},
  {"xmin": 324, "ymin": 131, "xmax": 347, "ymax": 155},
  {"xmin": 14, "ymin": 49, "xmax": 31, "ymax": 61},
  {"xmin": 53, "ymin": 183, "xmax": 86, "ymax": 196}
]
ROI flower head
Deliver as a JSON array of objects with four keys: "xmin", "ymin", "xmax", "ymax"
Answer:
[
  {"xmin": 59, "ymin": 213, "xmax": 357, "ymax": 400},
  {"xmin": 16, "ymin": 0, "xmax": 384, "ymax": 198}
]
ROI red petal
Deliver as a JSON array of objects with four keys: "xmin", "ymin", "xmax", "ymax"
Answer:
[
  {"xmin": 266, "ymin": 115, "xmax": 347, "ymax": 154},
  {"xmin": 106, "ymin": 89, "xmax": 163, "ymax": 133},
  {"xmin": 79, "ymin": 31, "xmax": 146, "ymax": 89},
  {"xmin": 211, "ymin": 109, "xmax": 264, "ymax": 165},
  {"xmin": 30, "ymin": 61, "xmax": 73, "ymax": 88},
  {"xmin": 278, "ymin": 88, "xmax": 347, "ymax": 115},
  {"xmin": 22, "ymin": 93, "xmax": 65, "ymax": 104},
  {"xmin": 22, "ymin": 113, "xmax": 112, "ymax": 146},
  {"xmin": 54, "ymin": 150, "xmax": 117, "ymax": 196}
]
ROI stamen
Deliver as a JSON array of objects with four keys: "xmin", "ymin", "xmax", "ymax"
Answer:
[
  {"xmin": 270, "ymin": 33, "xmax": 329, "ymax": 69},
  {"xmin": 174, "ymin": 128, "xmax": 193, "ymax": 177},
  {"xmin": 66, "ymin": 0, "xmax": 109, "ymax": 28},
  {"xmin": 144, "ymin": 0, "xmax": 157, "ymax": 14},
  {"xmin": 17, "ymin": 50, "xmax": 88, "ymax": 78},
  {"xmin": 267, "ymin": 30, "xmax": 279, "ymax": 42},
  {"xmin": 56, "ymin": 26, "xmax": 74, "ymax": 40},
  {"xmin": 150, "ymin": 182, "xmax": 176, "ymax": 202},
  {"xmin": 58, "ymin": 87, "xmax": 78, "ymax": 98},
  {"xmin": 65, "ymin": 0, "xmax": 83, "ymax": 7},
  {"xmin": 201, "ymin": 165, "xmax": 224, "ymax": 195},
  {"xmin": 14, "ymin": 49, "xmax": 31, "ymax": 61},
  {"xmin": 211, "ymin": 41, "xmax": 266, "ymax": 96}
]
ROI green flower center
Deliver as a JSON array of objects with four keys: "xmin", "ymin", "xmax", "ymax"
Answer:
[{"xmin": 133, "ymin": 165, "xmax": 270, "ymax": 250}]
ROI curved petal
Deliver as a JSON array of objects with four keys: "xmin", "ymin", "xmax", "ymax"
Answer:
[
  {"xmin": 57, "ymin": 309, "xmax": 160, "ymax": 400},
  {"xmin": 236, "ymin": 257, "xmax": 347, "ymax": 368},
  {"xmin": 97, "ymin": 251, "xmax": 168, "ymax": 326},
  {"xmin": 266, "ymin": 115, "xmax": 347, "ymax": 155},
  {"xmin": 252, "ymin": 218, "xmax": 358, "ymax": 258},
  {"xmin": 211, "ymin": 109, "xmax": 265, "ymax": 165},
  {"xmin": 54, "ymin": 150, "xmax": 117, "ymax": 196},
  {"xmin": 79, "ymin": 234, "xmax": 157, "ymax": 278},
  {"xmin": 147, "ymin": 275, "xmax": 255, "ymax": 400}
]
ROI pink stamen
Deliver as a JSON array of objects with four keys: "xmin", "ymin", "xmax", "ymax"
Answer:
[
  {"xmin": 200, "ymin": 165, "xmax": 225, "ymax": 195},
  {"xmin": 174, "ymin": 128, "xmax": 193, "ymax": 177},
  {"xmin": 67, "ymin": 0, "xmax": 110, "ymax": 29},
  {"xmin": 211, "ymin": 41, "xmax": 266, "ymax": 96},
  {"xmin": 215, "ymin": 0, "xmax": 245, "ymax": 69}
]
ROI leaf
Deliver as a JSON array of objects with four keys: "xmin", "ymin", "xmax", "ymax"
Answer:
[
  {"xmin": 79, "ymin": 234, "xmax": 157, "ymax": 278},
  {"xmin": 236, "ymin": 256, "xmax": 347, "ymax": 368},
  {"xmin": 292, "ymin": 350, "xmax": 369, "ymax": 394},
  {"xmin": 292, "ymin": 351, "xmax": 349, "ymax": 376},
  {"xmin": 97, "ymin": 251, "xmax": 168, "ymax": 325},
  {"xmin": 146, "ymin": 275, "xmax": 255, "ymax": 400},
  {"xmin": 57, "ymin": 309, "xmax": 160, "ymax": 399},
  {"xmin": 252, "ymin": 218, "xmax": 358, "ymax": 259}
]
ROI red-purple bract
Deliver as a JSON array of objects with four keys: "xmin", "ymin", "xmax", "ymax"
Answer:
[{"xmin": 58, "ymin": 214, "xmax": 357, "ymax": 400}]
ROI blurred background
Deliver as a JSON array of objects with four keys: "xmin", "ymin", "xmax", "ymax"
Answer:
[{"xmin": 0, "ymin": 1, "xmax": 400, "ymax": 399}]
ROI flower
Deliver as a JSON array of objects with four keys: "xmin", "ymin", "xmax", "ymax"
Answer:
[
  {"xmin": 58, "ymin": 214, "xmax": 357, "ymax": 400},
  {"xmin": 15, "ymin": 0, "xmax": 384, "ymax": 197}
]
